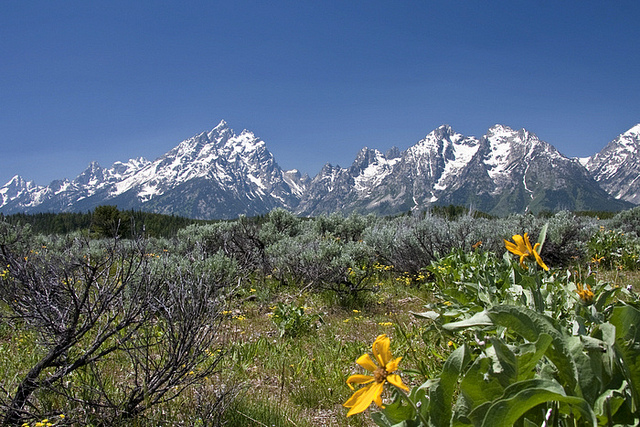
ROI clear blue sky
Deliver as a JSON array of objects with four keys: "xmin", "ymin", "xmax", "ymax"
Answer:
[{"xmin": 1, "ymin": 1, "xmax": 639, "ymax": 186}]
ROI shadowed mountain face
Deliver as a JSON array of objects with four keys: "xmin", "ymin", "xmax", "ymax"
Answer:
[{"xmin": 1, "ymin": 121, "xmax": 637, "ymax": 219}]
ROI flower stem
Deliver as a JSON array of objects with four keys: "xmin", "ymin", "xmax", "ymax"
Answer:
[{"xmin": 393, "ymin": 385, "xmax": 429, "ymax": 426}]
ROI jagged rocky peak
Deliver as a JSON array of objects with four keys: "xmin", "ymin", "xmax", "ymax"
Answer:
[
  {"xmin": 74, "ymin": 161, "xmax": 106, "ymax": 186},
  {"xmin": 585, "ymin": 123, "xmax": 640, "ymax": 204},
  {"xmin": 352, "ymin": 147, "xmax": 383, "ymax": 168},
  {"xmin": 111, "ymin": 157, "xmax": 149, "ymax": 175},
  {"xmin": 206, "ymin": 119, "xmax": 234, "ymax": 142},
  {"xmin": 231, "ymin": 129, "xmax": 267, "ymax": 153},
  {"xmin": 4, "ymin": 175, "xmax": 26, "ymax": 188},
  {"xmin": 0, "ymin": 175, "xmax": 41, "ymax": 199},
  {"xmin": 385, "ymin": 146, "xmax": 401, "ymax": 159},
  {"xmin": 428, "ymin": 124, "xmax": 457, "ymax": 140},
  {"xmin": 610, "ymin": 123, "xmax": 640, "ymax": 153},
  {"xmin": 486, "ymin": 124, "xmax": 546, "ymax": 156},
  {"xmin": 410, "ymin": 124, "xmax": 467, "ymax": 153},
  {"xmin": 433, "ymin": 124, "xmax": 455, "ymax": 137}
]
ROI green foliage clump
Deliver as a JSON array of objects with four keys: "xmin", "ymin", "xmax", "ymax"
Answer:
[
  {"xmin": 589, "ymin": 226, "xmax": 640, "ymax": 270},
  {"xmin": 355, "ymin": 229, "xmax": 640, "ymax": 426},
  {"xmin": 270, "ymin": 302, "xmax": 322, "ymax": 338}
]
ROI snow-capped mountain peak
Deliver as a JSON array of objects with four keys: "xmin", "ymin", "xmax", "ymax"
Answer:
[
  {"xmin": 0, "ymin": 121, "xmax": 637, "ymax": 218},
  {"xmin": 585, "ymin": 123, "xmax": 640, "ymax": 204}
]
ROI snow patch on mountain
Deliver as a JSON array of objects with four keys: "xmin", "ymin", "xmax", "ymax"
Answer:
[
  {"xmin": 433, "ymin": 135, "xmax": 480, "ymax": 191},
  {"xmin": 353, "ymin": 149, "xmax": 398, "ymax": 194}
]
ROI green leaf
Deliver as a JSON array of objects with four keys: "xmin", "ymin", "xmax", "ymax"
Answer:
[
  {"xmin": 428, "ymin": 345, "xmax": 471, "ymax": 427},
  {"xmin": 567, "ymin": 335, "xmax": 601, "ymax": 405},
  {"xmin": 487, "ymin": 305, "xmax": 580, "ymax": 394},
  {"xmin": 513, "ymin": 333, "xmax": 553, "ymax": 380},
  {"xmin": 442, "ymin": 310, "xmax": 493, "ymax": 331},
  {"xmin": 593, "ymin": 381, "xmax": 628, "ymax": 424},
  {"xmin": 480, "ymin": 379, "xmax": 597, "ymax": 427},
  {"xmin": 458, "ymin": 355, "xmax": 504, "ymax": 423},
  {"xmin": 411, "ymin": 310, "xmax": 440, "ymax": 321},
  {"xmin": 457, "ymin": 334, "xmax": 553, "ymax": 424},
  {"xmin": 537, "ymin": 222, "xmax": 548, "ymax": 253},
  {"xmin": 376, "ymin": 391, "xmax": 417, "ymax": 425},
  {"xmin": 609, "ymin": 304, "xmax": 640, "ymax": 411}
]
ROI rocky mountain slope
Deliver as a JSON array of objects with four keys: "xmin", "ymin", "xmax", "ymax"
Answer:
[
  {"xmin": 296, "ymin": 124, "xmax": 631, "ymax": 216},
  {"xmin": 1, "ymin": 121, "xmax": 637, "ymax": 218},
  {"xmin": 584, "ymin": 124, "xmax": 640, "ymax": 205}
]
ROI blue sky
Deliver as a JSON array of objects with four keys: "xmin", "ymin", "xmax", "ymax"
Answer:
[{"xmin": 1, "ymin": 1, "xmax": 639, "ymax": 186}]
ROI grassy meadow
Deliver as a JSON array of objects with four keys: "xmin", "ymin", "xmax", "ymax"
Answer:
[{"xmin": 2, "ymin": 207, "xmax": 640, "ymax": 426}]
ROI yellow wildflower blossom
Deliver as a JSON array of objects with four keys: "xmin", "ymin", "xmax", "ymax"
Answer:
[
  {"xmin": 504, "ymin": 233, "xmax": 549, "ymax": 271},
  {"xmin": 575, "ymin": 283, "xmax": 595, "ymax": 305},
  {"xmin": 344, "ymin": 334, "xmax": 409, "ymax": 417}
]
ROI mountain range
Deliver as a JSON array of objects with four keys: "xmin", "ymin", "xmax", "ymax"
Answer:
[{"xmin": 1, "ymin": 120, "xmax": 638, "ymax": 219}]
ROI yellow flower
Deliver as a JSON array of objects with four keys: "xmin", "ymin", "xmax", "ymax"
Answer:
[
  {"xmin": 504, "ymin": 233, "xmax": 549, "ymax": 271},
  {"xmin": 575, "ymin": 283, "xmax": 595, "ymax": 305},
  {"xmin": 344, "ymin": 334, "xmax": 409, "ymax": 417}
]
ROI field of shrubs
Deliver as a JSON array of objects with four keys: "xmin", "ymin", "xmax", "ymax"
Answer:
[{"xmin": 2, "ymin": 206, "xmax": 640, "ymax": 426}]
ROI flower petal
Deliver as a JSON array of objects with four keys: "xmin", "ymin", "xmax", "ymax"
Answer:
[
  {"xmin": 532, "ymin": 246, "xmax": 549, "ymax": 271},
  {"xmin": 386, "ymin": 374, "xmax": 410, "ymax": 392},
  {"xmin": 374, "ymin": 391, "xmax": 384, "ymax": 408},
  {"xmin": 345, "ymin": 381, "xmax": 385, "ymax": 416},
  {"xmin": 385, "ymin": 356, "xmax": 402, "ymax": 373},
  {"xmin": 504, "ymin": 239, "xmax": 522, "ymax": 256},
  {"xmin": 356, "ymin": 353, "xmax": 378, "ymax": 372},
  {"xmin": 512, "ymin": 234, "xmax": 528, "ymax": 253},
  {"xmin": 373, "ymin": 334, "xmax": 391, "ymax": 367},
  {"xmin": 519, "ymin": 254, "xmax": 528, "ymax": 269},
  {"xmin": 344, "ymin": 383, "xmax": 372, "ymax": 408},
  {"xmin": 523, "ymin": 233, "xmax": 534, "ymax": 253},
  {"xmin": 346, "ymin": 374, "xmax": 375, "ymax": 390}
]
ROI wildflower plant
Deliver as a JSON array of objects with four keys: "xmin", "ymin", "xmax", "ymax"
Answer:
[
  {"xmin": 348, "ymin": 228, "xmax": 640, "ymax": 426},
  {"xmin": 504, "ymin": 231, "xmax": 549, "ymax": 271},
  {"xmin": 343, "ymin": 334, "xmax": 409, "ymax": 417},
  {"xmin": 588, "ymin": 227, "xmax": 640, "ymax": 271},
  {"xmin": 270, "ymin": 302, "xmax": 322, "ymax": 338}
]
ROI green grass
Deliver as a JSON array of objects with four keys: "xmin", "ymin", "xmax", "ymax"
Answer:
[
  {"xmin": 5, "ymin": 265, "xmax": 639, "ymax": 426},
  {"xmin": 212, "ymin": 278, "xmax": 437, "ymax": 426}
]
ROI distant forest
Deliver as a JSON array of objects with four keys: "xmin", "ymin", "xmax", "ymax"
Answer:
[
  {"xmin": 0, "ymin": 205, "xmax": 619, "ymax": 239},
  {"xmin": 0, "ymin": 207, "xmax": 213, "ymax": 238}
]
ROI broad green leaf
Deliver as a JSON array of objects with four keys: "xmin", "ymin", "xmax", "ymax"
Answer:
[
  {"xmin": 458, "ymin": 355, "xmax": 504, "ymax": 423},
  {"xmin": 376, "ymin": 394, "xmax": 416, "ymax": 426},
  {"xmin": 513, "ymin": 333, "xmax": 553, "ymax": 380},
  {"xmin": 487, "ymin": 305, "xmax": 580, "ymax": 394},
  {"xmin": 442, "ymin": 310, "xmax": 493, "ymax": 331},
  {"xmin": 459, "ymin": 334, "xmax": 553, "ymax": 424},
  {"xmin": 411, "ymin": 310, "xmax": 440, "ymax": 321},
  {"xmin": 567, "ymin": 335, "xmax": 601, "ymax": 405},
  {"xmin": 480, "ymin": 379, "xmax": 596, "ymax": 427},
  {"xmin": 609, "ymin": 304, "xmax": 640, "ymax": 411},
  {"xmin": 429, "ymin": 345, "xmax": 470, "ymax": 427},
  {"xmin": 371, "ymin": 411, "xmax": 394, "ymax": 427},
  {"xmin": 593, "ymin": 381, "xmax": 627, "ymax": 424}
]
